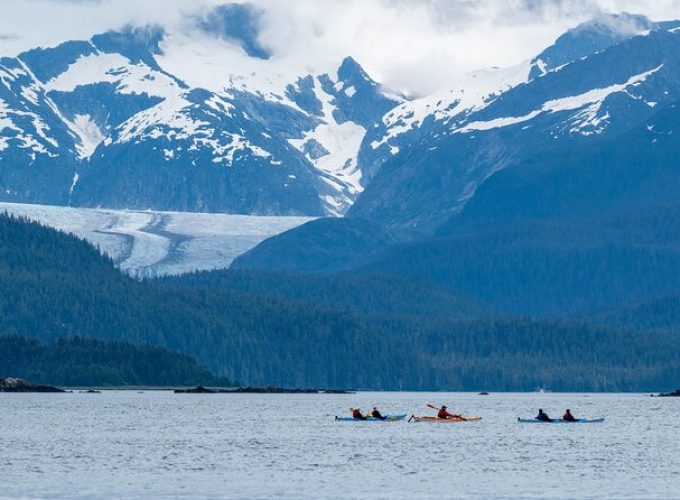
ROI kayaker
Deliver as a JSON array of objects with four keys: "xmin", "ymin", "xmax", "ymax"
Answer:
[
  {"xmin": 371, "ymin": 407, "xmax": 387, "ymax": 420},
  {"xmin": 437, "ymin": 405, "xmax": 465, "ymax": 420},
  {"xmin": 352, "ymin": 408, "xmax": 368, "ymax": 420},
  {"xmin": 563, "ymin": 409, "xmax": 577, "ymax": 422},
  {"xmin": 536, "ymin": 409, "xmax": 553, "ymax": 422}
]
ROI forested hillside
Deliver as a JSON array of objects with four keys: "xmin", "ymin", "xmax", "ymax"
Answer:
[
  {"xmin": 1, "ymin": 213, "xmax": 679, "ymax": 391},
  {"xmin": 0, "ymin": 214, "xmax": 421, "ymax": 388},
  {"xmin": 158, "ymin": 269, "xmax": 490, "ymax": 320},
  {"xmin": 0, "ymin": 336, "xmax": 229, "ymax": 387},
  {"xmin": 591, "ymin": 293, "xmax": 680, "ymax": 333}
]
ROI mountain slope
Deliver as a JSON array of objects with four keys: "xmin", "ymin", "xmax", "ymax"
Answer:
[
  {"xmin": 231, "ymin": 217, "xmax": 399, "ymax": 273},
  {"xmin": 1, "ymin": 16, "xmax": 401, "ymax": 215},
  {"xmin": 159, "ymin": 269, "xmax": 491, "ymax": 320},
  {"xmin": 591, "ymin": 293, "xmax": 680, "ymax": 333},
  {"xmin": 4, "ymin": 212, "xmax": 680, "ymax": 390},
  {"xmin": 0, "ymin": 55, "xmax": 79, "ymax": 204},
  {"xmin": 353, "ymin": 13, "xmax": 664, "ymax": 201},
  {"xmin": 363, "ymin": 101, "xmax": 680, "ymax": 315},
  {"xmin": 234, "ymin": 17, "xmax": 680, "ymax": 318},
  {"xmin": 352, "ymin": 27, "xmax": 680, "ymax": 232}
]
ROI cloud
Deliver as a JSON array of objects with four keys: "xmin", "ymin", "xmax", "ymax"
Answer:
[{"xmin": 2, "ymin": 0, "xmax": 680, "ymax": 95}]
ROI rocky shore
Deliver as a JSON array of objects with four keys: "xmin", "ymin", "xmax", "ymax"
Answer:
[
  {"xmin": 0, "ymin": 377, "xmax": 65, "ymax": 392},
  {"xmin": 174, "ymin": 385, "xmax": 354, "ymax": 394}
]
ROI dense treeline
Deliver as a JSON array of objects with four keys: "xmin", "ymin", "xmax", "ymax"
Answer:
[
  {"xmin": 591, "ymin": 293, "xmax": 680, "ymax": 333},
  {"xmin": 1, "ymin": 213, "xmax": 679, "ymax": 391},
  {"xmin": 0, "ymin": 214, "xmax": 422, "ymax": 389},
  {"xmin": 0, "ymin": 335, "xmax": 230, "ymax": 387},
  {"xmin": 408, "ymin": 318, "xmax": 680, "ymax": 392},
  {"xmin": 157, "ymin": 269, "xmax": 490, "ymax": 319}
]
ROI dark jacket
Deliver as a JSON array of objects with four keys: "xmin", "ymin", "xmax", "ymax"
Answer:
[
  {"xmin": 352, "ymin": 409, "xmax": 367, "ymax": 420},
  {"xmin": 372, "ymin": 410, "xmax": 386, "ymax": 420}
]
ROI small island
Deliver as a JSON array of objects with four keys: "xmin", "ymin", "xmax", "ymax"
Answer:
[
  {"xmin": 651, "ymin": 389, "xmax": 680, "ymax": 397},
  {"xmin": 174, "ymin": 385, "xmax": 354, "ymax": 394},
  {"xmin": 0, "ymin": 377, "xmax": 65, "ymax": 393}
]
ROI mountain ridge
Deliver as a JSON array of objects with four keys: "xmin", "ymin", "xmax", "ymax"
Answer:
[{"xmin": 1, "ymin": 17, "xmax": 401, "ymax": 215}]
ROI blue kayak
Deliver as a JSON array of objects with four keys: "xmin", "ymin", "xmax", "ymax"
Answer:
[
  {"xmin": 335, "ymin": 414, "xmax": 407, "ymax": 422},
  {"xmin": 518, "ymin": 417, "xmax": 605, "ymax": 424}
]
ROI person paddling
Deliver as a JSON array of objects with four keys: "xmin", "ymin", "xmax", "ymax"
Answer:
[
  {"xmin": 351, "ymin": 408, "xmax": 368, "ymax": 420},
  {"xmin": 563, "ymin": 409, "xmax": 577, "ymax": 422},
  {"xmin": 437, "ymin": 405, "xmax": 466, "ymax": 421},
  {"xmin": 536, "ymin": 409, "xmax": 554, "ymax": 422},
  {"xmin": 371, "ymin": 407, "xmax": 387, "ymax": 420}
]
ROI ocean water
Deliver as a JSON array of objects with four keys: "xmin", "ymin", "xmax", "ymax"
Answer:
[{"xmin": 1, "ymin": 391, "xmax": 678, "ymax": 499}]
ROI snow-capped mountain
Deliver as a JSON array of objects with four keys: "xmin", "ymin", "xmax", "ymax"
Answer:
[
  {"xmin": 0, "ymin": 54, "xmax": 79, "ymax": 204},
  {"xmin": 355, "ymin": 13, "xmax": 677, "ymax": 194},
  {"xmin": 350, "ymin": 14, "xmax": 680, "ymax": 231},
  {"xmin": 0, "ymin": 4, "xmax": 401, "ymax": 215},
  {"xmin": 233, "ymin": 13, "xmax": 680, "ymax": 318}
]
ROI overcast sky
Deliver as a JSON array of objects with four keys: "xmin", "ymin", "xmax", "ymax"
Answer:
[{"xmin": 3, "ymin": 0, "xmax": 680, "ymax": 95}]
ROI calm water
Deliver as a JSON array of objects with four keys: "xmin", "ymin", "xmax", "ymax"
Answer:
[{"xmin": 1, "ymin": 391, "xmax": 678, "ymax": 499}]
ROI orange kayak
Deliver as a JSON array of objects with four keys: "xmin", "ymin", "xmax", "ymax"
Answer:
[{"xmin": 409, "ymin": 416, "xmax": 482, "ymax": 423}]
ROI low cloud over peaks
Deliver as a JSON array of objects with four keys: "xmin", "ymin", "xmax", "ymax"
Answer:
[{"xmin": 2, "ymin": 0, "xmax": 680, "ymax": 95}]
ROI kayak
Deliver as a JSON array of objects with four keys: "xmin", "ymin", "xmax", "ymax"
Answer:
[
  {"xmin": 517, "ymin": 417, "xmax": 605, "ymax": 424},
  {"xmin": 335, "ymin": 414, "xmax": 407, "ymax": 422},
  {"xmin": 409, "ymin": 416, "xmax": 482, "ymax": 423}
]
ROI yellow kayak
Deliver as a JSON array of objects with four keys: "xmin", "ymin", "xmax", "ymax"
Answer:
[{"xmin": 409, "ymin": 415, "xmax": 482, "ymax": 423}]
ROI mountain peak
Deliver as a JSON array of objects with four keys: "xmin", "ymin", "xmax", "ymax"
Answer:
[
  {"xmin": 530, "ymin": 12, "xmax": 654, "ymax": 77},
  {"xmin": 337, "ymin": 56, "xmax": 371, "ymax": 84},
  {"xmin": 578, "ymin": 12, "xmax": 653, "ymax": 35},
  {"xmin": 91, "ymin": 24, "xmax": 166, "ymax": 67}
]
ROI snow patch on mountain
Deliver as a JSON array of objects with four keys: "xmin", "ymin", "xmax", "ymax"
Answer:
[
  {"xmin": 211, "ymin": 134, "xmax": 271, "ymax": 164},
  {"xmin": 288, "ymin": 80, "xmax": 364, "ymax": 196},
  {"xmin": 70, "ymin": 114, "xmax": 105, "ymax": 158},
  {"xmin": 371, "ymin": 60, "xmax": 532, "ymax": 150},
  {"xmin": 115, "ymin": 93, "xmax": 209, "ymax": 143},
  {"xmin": 0, "ymin": 97, "xmax": 59, "ymax": 157},
  {"xmin": 157, "ymin": 32, "xmax": 298, "ymax": 106},
  {"xmin": 44, "ymin": 51, "xmax": 181, "ymax": 100},
  {"xmin": 457, "ymin": 65, "xmax": 663, "ymax": 135}
]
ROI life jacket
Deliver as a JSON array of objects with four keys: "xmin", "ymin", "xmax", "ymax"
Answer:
[{"xmin": 352, "ymin": 409, "xmax": 363, "ymax": 419}]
